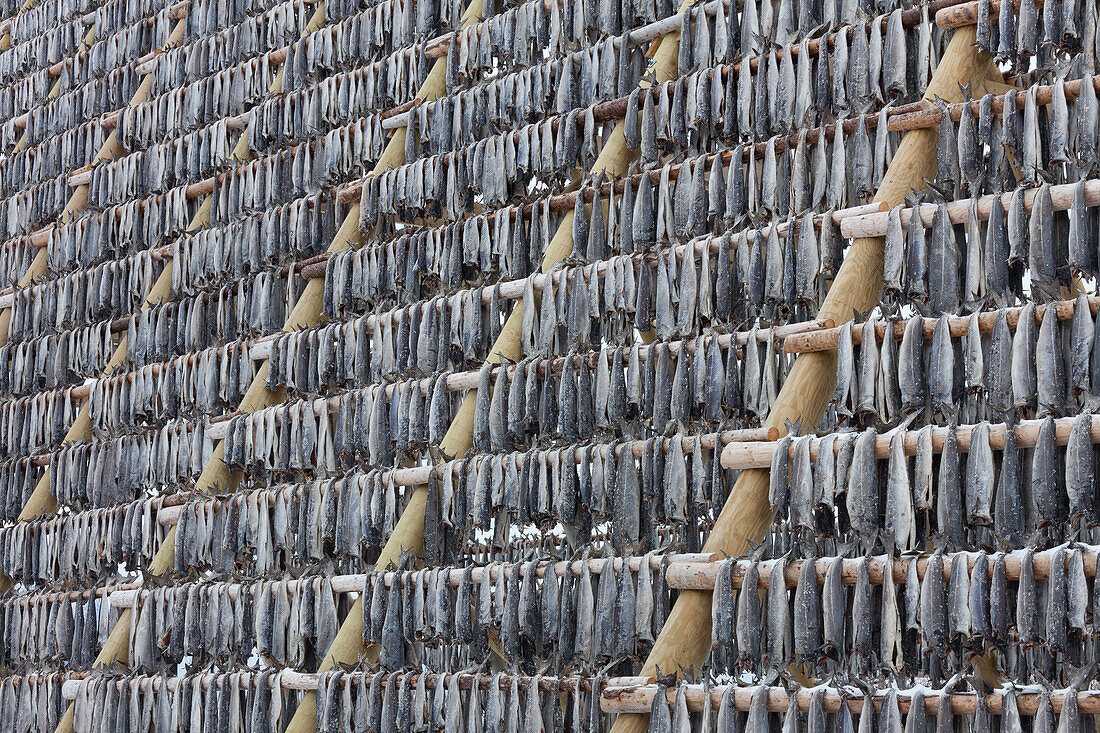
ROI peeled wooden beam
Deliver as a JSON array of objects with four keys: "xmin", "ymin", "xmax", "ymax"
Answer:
[
  {"xmin": 61, "ymin": 671, "xmax": 638, "ymax": 701},
  {"xmin": 935, "ymin": 0, "xmax": 1032, "ymax": 28},
  {"xmin": 723, "ymin": 414, "xmax": 1100, "ymax": 469},
  {"xmin": 609, "ymin": 27, "xmax": 994, "ymax": 733},
  {"xmin": 785, "ymin": 294, "xmax": 1096, "ymax": 353},
  {"xmin": 843, "ymin": 174, "xmax": 1100, "ymax": 239},
  {"xmin": 603, "ymin": 683, "xmax": 1100, "ymax": 715},
  {"xmin": 666, "ymin": 544, "xmax": 1100, "ymax": 591}
]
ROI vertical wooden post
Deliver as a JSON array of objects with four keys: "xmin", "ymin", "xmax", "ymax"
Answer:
[{"xmin": 606, "ymin": 26, "xmax": 991, "ymax": 733}]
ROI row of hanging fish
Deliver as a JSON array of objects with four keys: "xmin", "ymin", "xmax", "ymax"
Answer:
[
  {"xmin": 362, "ymin": 555, "xmax": 672, "ymax": 671},
  {"xmin": 5, "ymin": 67, "xmax": 141, "ymax": 152},
  {"xmin": 711, "ymin": 545, "xmax": 1100, "ymax": 682},
  {"xmin": 46, "ymin": 188, "xmax": 193, "ymax": 274},
  {"xmin": 0, "ymin": 174, "xmax": 73, "ymax": 241},
  {"xmin": 47, "ymin": 417, "xmax": 212, "ymax": 509},
  {"xmin": 6, "ymin": 251, "xmax": 162, "ymax": 344},
  {"xmin": 312, "ymin": 669, "xmax": 605, "ymax": 733},
  {"xmin": 173, "ymin": 470, "xmax": 408, "ymax": 576},
  {"xmin": 643, "ymin": 678, "xmax": 1090, "ymax": 733},
  {"xmin": 1, "ymin": 15, "xmax": 165, "ymax": 125},
  {"xmin": 205, "ymin": 142, "xmax": 328, "ymax": 224},
  {"xmin": 0, "ymin": 116, "xmax": 105, "ymax": 199},
  {"xmin": 6, "ymin": 0, "xmax": 124, "ymax": 46},
  {"xmin": 0, "ymin": 318, "xmax": 115, "ymax": 398},
  {"xmin": 127, "ymin": 576, "xmax": 343, "ymax": 672},
  {"xmin": 265, "ymin": 311, "xmax": 784, "ymax": 440},
  {"xmin": 149, "ymin": 0, "xmax": 317, "ymax": 93},
  {"xmin": 0, "ymin": 673, "xmax": 66, "ymax": 733},
  {"xmin": 137, "ymin": 57, "xmax": 280, "ymax": 145},
  {"xmin": 886, "ymin": 183, "xmax": 1100, "ymax": 317},
  {"xmin": 976, "ymin": 0, "xmax": 1100, "ymax": 73},
  {"xmin": 294, "ymin": 289, "xmax": 512, "ymax": 383},
  {"xmin": 125, "ymin": 269, "xmax": 302, "ymax": 369},
  {"xmin": 329, "ymin": 203, "xmax": 567, "ymax": 315},
  {"xmin": 184, "ymin": 0, "xmax": 306, "ymax": 41},
  {"xmin": 0, "ymin": 496, "xmax": 163, "ymax": 585},
  {"xmin": 769, "ymin": 413, "xmax": 1100, "ymax": 552},
  {"xmin": 90, "ymin": 120, "xmax": 238, "ymax": 207},
  {"xmin": 0, "ymin": 588, "xmax": 113, "ymax": 669},
  {"xmin": 419, "ymin": 434, "xmax": 731, "ymax": 558},
  {"xmin": 0, "ymin": 17, "xmax": 84, "ymax": 84},
  {"xmin": 831, "ymin": 298, "xmax": 1100, "ymax": 430},
  {"xmin": 87, "ymin": 340, "xmax": 256, "ymax": 433},
  {"xmin": 69, "ymin": 670, "xmax": 312, "ymax": 733},
  {"xmin": 0, "ymin": 241, "xmax": 40, "ymax": 290},
  {"xmin": 0, "ymin": 457, "xmax": 39, "ymax": 524},
  {"xmin": 170, "ymin": 192, "xmax": 336, "ymax": 295},
  {"xmin": 0, "ymin": 386, "xmax": 80, "ymax": 462}
]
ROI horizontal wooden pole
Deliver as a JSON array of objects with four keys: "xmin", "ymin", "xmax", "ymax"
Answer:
[
  {"xmin": 108, "ymin": 553, "xmax": 713, "ymax": 607},
  {"xmin": 784, "ymin": 295, "xmax": 1095, "ymax": 352},
  {"xmin": 604, "ymin": 683, "xmax": 1099, "ymax": 715},
  {"xmin": 843, "ymin": 173, "xmax": 1100, "ymax": 239},
  {"xmin": 723, "ymin": 413, "xmax": 1100, "ymax": 470}
]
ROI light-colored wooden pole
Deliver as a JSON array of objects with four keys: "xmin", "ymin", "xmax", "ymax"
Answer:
[{"xmin": 607, "ymin": 26, "xmax": 992, "ymax": 733}]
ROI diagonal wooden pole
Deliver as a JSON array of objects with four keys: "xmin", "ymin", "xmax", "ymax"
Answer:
[
  {"xmin": 281, "ymin": 8, "xmax": 696, "ymax": 733},
  {"xmin": 607, "ymin": 25, "xmax": 993, "ymax": 733},
  {"xmin": 14, "ymin": 1, "xmax": 326, "ymax": 526},
  {"xmin": 47, "ymin": 9, "xmax": 329, "ymax": 733}
]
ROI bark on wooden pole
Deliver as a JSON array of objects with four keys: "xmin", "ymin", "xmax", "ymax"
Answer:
[{"xmin": 607, "ymin": 26, "xmax": 994, "ymax": 733}]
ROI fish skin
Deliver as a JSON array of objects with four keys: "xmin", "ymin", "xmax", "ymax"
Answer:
[
  {"xmin": 1066, "ymin": 410, "xmax": 1095, "ymax": 526},
  {"xmin": 1011, "ymin": 302, "xmax": 1037, "ymax": 412},
  {"xmin": 793, "ymin": 552, "xmax": 822, "ymax": 665},
  {"xmin": 936, "ymin": 427, "xmax": 965, "ymax": 547},
  {"xmin": 928, "ymin": 203, "xmax": 958, "ymax": 316},
  {"xmin": 965, "ymin": 421, "xmax": 994, "ymax": 526},
  {"xmin": 1034, "ymin": 415, "xmax": 1068, "ymax": 529},
  {"xmin": 736, "ymin": 560, "xmax": 761, "ymax": 668},
  {"xmin": 1036, "ymin": 303, "xmax": 1066, "ymax": 417},
  {"xmin": 765, "ymin": 554, "xmax": 789, "ymax": 670},
  {"xmin": 884, "ymin": 429, "xmax": 914, "ymax": 552},
  {"xmin": 821, "ymin": 555, "xmax": 845, "ymax": 661}
]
